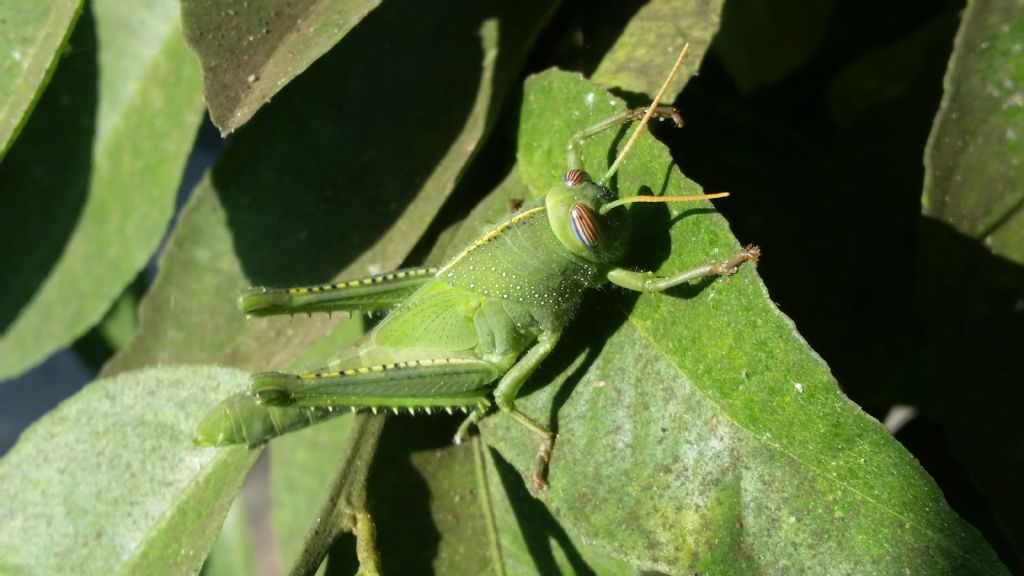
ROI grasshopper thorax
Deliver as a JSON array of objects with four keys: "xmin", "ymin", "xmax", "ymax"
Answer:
[{"xmin": 545, "ymin": 169, "xmax": 630, "ymax": 264}]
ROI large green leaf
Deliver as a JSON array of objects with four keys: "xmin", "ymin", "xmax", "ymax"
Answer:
[
  {"xmin": 0, "ymin": 0, "xmax": 204, "ymax": 380},
  {"xmin": 0, "ymin": 0, "xmax": 82, "ymax": 158},
  {"xmin": 920, "ymin": 0, "xmax": 1024, "ymax": 561},
  {"xmin": 0, "ymin": 366, "xmax": 257, "ymax": 575},
  {"xmin": 180, "ymin": 0, "xmax": 380, "ymax": 134},
  {"xmin": 477, "ymin": 69, "xmax": 1007, "ymax": 574}
]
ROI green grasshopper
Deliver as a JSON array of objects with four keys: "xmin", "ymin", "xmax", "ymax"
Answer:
[{"xmin": 195, "ymin": 45, "xmax": 760, "ymax": 490}]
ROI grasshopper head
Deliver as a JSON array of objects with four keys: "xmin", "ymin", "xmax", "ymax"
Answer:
[
  {"xmin": 544, "ymin": 45, "xmax": 731, "ymax": 266},
  {"xmin": 545, "ymin": 167, "xmax": 731, "ymax": 264},
  {"xmin": 545, "ymin": 169, "xmax": 631, "ymax": 264}
]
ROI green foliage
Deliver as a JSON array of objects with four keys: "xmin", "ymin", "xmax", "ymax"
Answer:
[
  {"xmin": 179, "ymin": 0, "xmax": 382, "ymax": 134},
  {"xmin": 0, "ymin": 366, "xmax": 256, "ymax": 575},
  {"xmin": 0, "ymin": 0, "xmax": 204, "ymax": 380},
  {"xmin": 0, "ymin": 0, "xmax": 82, "ymax": 158},
  {"xmin": 921, "ymin": 0, "xmax": 1024, "ymax": 563},
  {"xmin": 485, "ymin": 69, "xmax": 1003, "ymax": 574},
  {"xmin": 0, "ymin": 0, "xmax": 1019, "ymax": 574}
]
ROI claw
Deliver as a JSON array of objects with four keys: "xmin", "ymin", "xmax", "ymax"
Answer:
[
  {"xmin": 717, "ymin": 244, "xmax": 762, "ymax": 275},
  {"xmin": 532, "ymin": 437, "xmax": 554, "ymax": 492},
  {"xmin": 743, "ymin": 244, "xmax": 762, "ymax": 263}
]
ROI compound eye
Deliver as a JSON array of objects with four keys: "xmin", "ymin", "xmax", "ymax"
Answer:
[
  {"xmin": 562, "ymin": 169, "xmax": 590, "ymax": 187},
  {"xmin": 569, "ymin": 202, "xmax": 601, "ymax": 249}
]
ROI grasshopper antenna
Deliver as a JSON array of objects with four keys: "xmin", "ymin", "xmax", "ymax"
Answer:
[
  {"xmin": 599, "ymin": 191, "xmax": 729, "ymax": 214},
  {"xmin": 601, "ymin": 43, "xmax": 690, "ymax": 184}
]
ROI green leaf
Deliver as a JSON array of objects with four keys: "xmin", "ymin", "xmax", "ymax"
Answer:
[
  {"xmin": 590, "ymin": 0, "xmax": 724, "ymax": 100},
  {"xmin": 0, "ymin": 366, "xmax": 258, "ymax": 576},
  {"xmin": 360, "ymin": 418, "xmax": 494, "ymax": 575},
  {"xmin": 923, "ymin": 0, "xmax": 1024, "ymax": 258},
  {"xmin": 180, "ymin": 0, "xmax": 380, "ymax": 134},
  {"xmin": 96, "ymin": 284, "xmax": 141, "ymax": 353},
  {"xmin": 0, "ymin": 0, "xmax": 82, "ymax": 158},
  {"xmin": 920, "ymin": 0, "xmax": 1024, "ymax": 560},
  {"xmin": 270, "ymin": 417, "xmax": 354, "ymax": 572},
  {"xmin": 202, "ymin": 498, "xmax": 257, "ymax": 576},
  {"xmin": 480, "ymin": 69, "xmax": 1007, "ymax": 574},
  {"xmin": 289, "ymin": 415, "xmax": 385, "ymax": 576},
  {"xmin": 0, "ymin": 0, "xmax": 204, "ymax": 380},
  {"xmin": 481, "ymin": 443, "xmax": 636, "ymax": 575}
]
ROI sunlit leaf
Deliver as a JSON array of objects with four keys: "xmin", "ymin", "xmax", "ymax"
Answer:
[
  {"xmin": 0, "ymin": 366, "xmax": 257, "ymax": 575},
  {"xmin": 481, "ymin": 70, "xmax": 1008, "ymax": 574}
]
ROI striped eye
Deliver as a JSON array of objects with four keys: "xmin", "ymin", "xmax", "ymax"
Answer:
[
  {"xmin": 569, "ymin": 203, "xmax": 601, "ymax": 249},
  {"xmin": 562, "ymin": 169, "xmax": 590, "ymax": 187}
]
